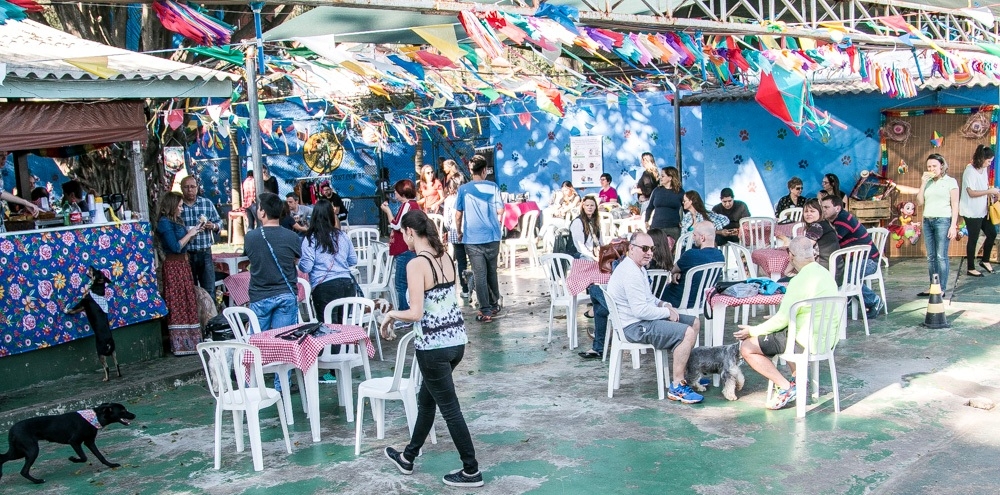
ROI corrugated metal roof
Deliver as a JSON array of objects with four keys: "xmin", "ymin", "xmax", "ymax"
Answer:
[
  {"xmin": 1, "ymin": 19, "xmax": 236, "ymax": 84},
  {"xmin": 685, "ymin": 49, "xmax": 1000, "ymax": 102}
]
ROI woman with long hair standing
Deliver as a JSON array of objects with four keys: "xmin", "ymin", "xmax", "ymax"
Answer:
[
  {"xmin": 382, "ymin": 210, "xmax": 483, "ymax": 488},
  {"xmin": 959, "ymin": 145, "xmax": 1000, "ymax": 276},
  {"xmin": 380, "ymin": 180, "xmax": 421, "ymax": 317},
  {"xmin": 917, "ymin": 153, "xmax": 960, "ymax": 295},
  {"xmin": 680, "ymin": 190, "xmax": 728, "ymax": 232},
  {"xmin": 299, "ymin": 199, "xmax": 357, "ymax": 320},
  {"xmin": 569, "ymin": 196, "xmax": 601, "ymax": 260},
  {"xmin": 644, "ymin": 166, "xmax": 685, "ymax": 239},
  {"xmin": 417, "ymin": 164, "xmax": 445, "ymax": 214},
  {"xmin": 155, "ymin": 192, "xmax": 202, "ymax": 355}
]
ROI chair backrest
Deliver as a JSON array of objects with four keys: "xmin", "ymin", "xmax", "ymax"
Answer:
[
  {"xmin": 426, "ymin": 213, "xmax": 446, "ymax": 241},
  {"xmin": 739, "ymin": 217, "xmax": 776, "ymax": 249},
  {"xmin": 362, "ymin": 244, "xmax": 393, "ymax": 295},
  {"xmin": 677, "ymin": 261, "xmax": 726, "ymax": 311},
  {"xmin": 722, "ymin": 243, "xmax": 756, "ymax": 280},
  {"xmin": 222, "ymin": 306, "xmax": 262, "ymax": 343},
  {"xmin": 296, "ymin": 277, "xmax": 317, "ymax": 323},
  {"xmin": 539, "ymin": 253, "xmax": 573, "ymax": 300},
  {"xmin": 349, "ymin": 227, "xmax": 379, "ymax": 253},
  {"xmin": 515, "ymin": 210, "xmax": 540, "ymax": 240},
  {"xmin": 384, "ymin": 330, "xmax": 417, "ymax": 394},
  {"xmin": 791, "ymin": 222, "xmax": 805, "ymax": 239},
  {"xmin": 786, "ymin": 296, "xmax": 847, "ymax": 357},
  {"xmin": 778, "ymin": 207, "xmax": 803, "ymax": 223},
  {"xmin": 829, "ymin": 245, "xmax": 871, "ymax": 292},
  {"xmin": 598, "ymin": 285, "xmax": 629, "ymax": 344},
  {"xmin": 617, "ymin": 218, "xmax": 646, "ymax": 238},
  {"xmin": 541, "ymin": 218, "xmax": 570, "ymax": 253},
  {"xmin": 323, "ymin": 296, "xmax": 376, "ymax": 326},
  {"xmin": 647, "ymin": 269, "xmax": 673, "ymax": 301},
  {"xmin": 599, "ymin": 211, "xmax": 615, "ymax": 241},
  {"xmin": 673, "ymin": 232, "xmax": 694, "ymax": 264},
  {"xmin": 197, "ymin": 341, "xmax": 266, "ymax": 406},
  {"xmin": 868, "ymin": 227, "xmax": 889, "ymax": 268}
]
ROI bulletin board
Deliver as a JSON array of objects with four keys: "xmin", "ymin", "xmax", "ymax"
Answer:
[{"xmin": 880, "ymin": 106, "xmax": 998, "ymax": 259}]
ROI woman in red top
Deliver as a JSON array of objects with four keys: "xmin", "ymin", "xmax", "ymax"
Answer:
[
  {"xmin": 381, "ymin": 179, "xmax": 421, "ymax": 313},
  {"xmin": 416, "ymin": 165, "xmax": 444, "ymax": 214}
]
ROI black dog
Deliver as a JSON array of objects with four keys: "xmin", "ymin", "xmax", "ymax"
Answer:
[
  {"xmin": 67, "ymin": 266, "xmax": 120, "ymax": 381},
  {"xmin": 0, "ymin": 402, "xmax": 135, "ymax": 484}
]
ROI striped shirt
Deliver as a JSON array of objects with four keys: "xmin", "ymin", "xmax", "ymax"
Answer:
[{"xmin": 831, "ymin": 210, "xmax": 879, "ymax": 262}]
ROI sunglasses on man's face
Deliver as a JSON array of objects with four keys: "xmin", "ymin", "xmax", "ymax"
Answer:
[{"xmin": 631, "ymin": 244, "xmax": 654, "ymax": 253}]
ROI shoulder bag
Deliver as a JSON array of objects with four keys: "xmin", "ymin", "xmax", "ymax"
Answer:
[{"xmin": 989, "ymin": 197, "xmax": 1000, "ymax": 225}]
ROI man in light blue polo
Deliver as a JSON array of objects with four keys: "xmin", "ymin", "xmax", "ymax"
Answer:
[{"xmin": 455, "ymin": 155, "xmax": 504, "ymax": 322}]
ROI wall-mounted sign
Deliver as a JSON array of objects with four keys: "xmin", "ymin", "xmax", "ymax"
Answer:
[{"xmin": 570, "ymin": 135, "xmax": 603, "ymax": 188}]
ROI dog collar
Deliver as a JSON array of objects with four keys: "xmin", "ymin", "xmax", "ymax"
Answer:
[
  {"xmin": 90, "ymin": 292, "xmax": 109, "ymax": 314},
  {"xmin": 78, "ymin": 409, "xmax": 102, "ymax": 429}
]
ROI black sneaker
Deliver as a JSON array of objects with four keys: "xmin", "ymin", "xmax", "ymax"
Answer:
[
  {"xmin": 443, "ymin": 468, "xmax": 484, "ymax": 487},
  {"xmin": 385, "ymin": 447, "xmax": 413, "ymax": 475}
]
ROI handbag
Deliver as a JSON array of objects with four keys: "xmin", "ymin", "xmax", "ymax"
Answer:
[
  {"xmin": 598, "ymin": 238, "xmax": 630, "ymax": 273},
  {"xmin": 989, "ymin": 198, "xmax": 1000, "ymax": 225}
]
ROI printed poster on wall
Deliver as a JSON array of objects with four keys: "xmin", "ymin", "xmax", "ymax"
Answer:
[{"xmin": 570, "ymin": 135, "xmax": 603, "ymax": 188}]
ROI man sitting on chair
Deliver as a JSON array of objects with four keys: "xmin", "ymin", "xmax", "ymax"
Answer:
[
  {"xmin": 607, "ymin": 231, "xmax": 703, "ymax": 404},
  {"xmin": 661, "ymin": 221, "xmax": 725, "ymax": 309},
  {"xmin": 733, "ymin": 236, "xmax": 840, "ymax": 410}
]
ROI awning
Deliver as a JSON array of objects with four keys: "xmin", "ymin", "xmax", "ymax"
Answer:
[{"xmin": 0, "ymin": 101, "xmax": 147, "ymax": 151}]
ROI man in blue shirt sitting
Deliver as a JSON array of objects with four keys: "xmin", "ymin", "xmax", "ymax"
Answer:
[{"xmin": 662, "ymin": 221, "xmax": 725, "ymax": 308}]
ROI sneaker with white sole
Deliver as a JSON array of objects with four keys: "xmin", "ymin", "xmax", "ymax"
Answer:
[
  {"xmin": 443, "ymin": 468, "xmax": 484, "ymax": 487},
  {"xmin": 769, "ymin": 382, "xmax": 797, "ymax": 410},
  {"xmin": 384, "ymin": 447, "xmax": 413, "ymax": 475},
  {"xmin": 667, "ymin": 381, "xmax": 704, "ymax": 404}
]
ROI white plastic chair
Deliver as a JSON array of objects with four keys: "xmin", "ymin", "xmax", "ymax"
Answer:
[
  {"xmin": 539, "ymin": 253, "xmax": 590, "ymax": 349},
  {"xmin": 340, "ymin": 198, "xmax": 353, "ymax": 228},
  {"xmin": 865, "ymin": 227, "xmax": 889, "ymax": 314},
  {"xmin": 598, "ymin": 211, "xmax": 615, "ymax": 243},
  {"xmin": 296, "ymin": 277, "xmax": 317, "ymax": 323},
  {"xmin": 765, "ymin": 296, "xmax": 847, "ymax": 418},
  {"xmin": 721, "ymin": 243, "xmax": 761, "ymax": 324},
  {"xmin": 601, "ymin": 285, "xmax": 667, "ymax": 400},
  {"xmin": 616, "ymin": 217, "xmax": 646, "ymax": 238},
  {"xmin": 503, "ymin": 210, "xmax": 540, "ymax": 271},
  {"xmin": 349, "ymin": 228, "xmax": 380, "ymax": 283},
  {"xmin": 360, "ymin": 243, "xmax": 393, "ymax": 304},
  {"xmin": 675, "ymin": 262, "xmax": 725, "ymax": 346},
  {"xmin": 540, "ymin": 217, "xmax": 569, "ymax": 253},
  {"xmin": 197, "ymin": 341, "xmax": 292, "ymax": 472},
  {"xmin": 317, "ymin": 297, "xmax": 374, "ymax": 422},
  {"xmin": 739, "ymin": 217, "xmax": 776, "ymax": 250},
  {"xmin": 354, "ymin": 330, "xmax": 437, "ymax": 455},
  {"xmin": 426, "ymin": 213, "xmax": 446, "ymax": 242},
  {"xmin": 672, "ymin": 231, "xmax": 695, "ymax": 264},
  {"xmin": 221, "ymin": 307, "xmax": 305, "ymax": 420},
  {"xmin": 777, "ymin": 207, "xmax": 803, "ymax": 223},
  {"xmin": 830, "ymin": 246, "xmax": 872, "ymax": 337}
]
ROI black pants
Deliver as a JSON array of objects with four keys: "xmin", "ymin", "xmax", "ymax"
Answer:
[
  {"xmin": 404, "ymin": 345, "xmax": 479, "ymax": 474},
  {"xmin": 453, "ymin": 243, "xmax": 469, "ymax": 293},
  {"xmin": 964, "ymin": 216, "xmax": 997, "ymax": 270},
  {"xmin": 311, "ymin": 277, "xmax": 355, "ymax": 323}
]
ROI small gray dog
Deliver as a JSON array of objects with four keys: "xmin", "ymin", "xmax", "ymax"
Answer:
[{"xmin": 685, "ymin": 343, "xmax": 745, "ymax": 401}]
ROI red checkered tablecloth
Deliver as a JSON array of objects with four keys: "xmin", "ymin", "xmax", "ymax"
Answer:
[
  {"xmin": 566, "ymin": 259, "xmax": 610, "ymax": 296},
  {"xmin": 223, "ymin": 271, "xmax": 308, "ymax": 306},
  {"xmin": 751, "ymin": 248, "xmax": 790, "ymax": 278},
  {"xmin": 247, "ymin": 323, "xmax": 374, "ymax": 373},
  {"xmin": 774, "ymin": 222, "xmax": 801, "ymax": 239},
  {"xmin": 213, "ymin": 252, "xmax": 248, "ymax": 276},
  {"xmin": 706, "ymin": 289, "xmax": 785, "ymax": 308}
]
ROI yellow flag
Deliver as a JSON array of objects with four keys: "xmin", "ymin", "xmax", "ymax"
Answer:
[
  {"xmin": 65, "ymin": 56, "xmax": 119, "ymax": 79},
  {"xmin": 411, "ymin": 24, "xmax": 466, "ymax": 62}
]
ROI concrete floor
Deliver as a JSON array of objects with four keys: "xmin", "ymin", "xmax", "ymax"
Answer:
[{"xmin": 2, "ymin": 258, "xmax": 1000, "ymax": 494}]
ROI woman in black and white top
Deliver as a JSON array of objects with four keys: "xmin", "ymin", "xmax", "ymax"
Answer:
[
  {"xmin": 960, "ymin": 145, "xmax": 1000, "ymax": 276},
  {"xmin": 569, "ymin": 196, "xmax": 601, "ymax": 260}
]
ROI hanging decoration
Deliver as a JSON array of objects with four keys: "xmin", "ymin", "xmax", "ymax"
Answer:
[
  {"xmin": 897, "ymin": 159, "xmax": 908, "ymax": 175},
  {"xmin": 930, "ymin": 131, "xmax": 943, "ymax": 147},
  {"xmin": 303, "ymin": 131, "xmax": 344, "ymax": 173},
  {"xmin": 960, "ymin": 111, "xmax": 990, "ymax": 139},
  {"xmin": 882, "ymin": 119, "xmax": 911, "ymax": 143},
  {"xmin": 152, "ymin": 0, "xmax": 234, "ymax": 46}
]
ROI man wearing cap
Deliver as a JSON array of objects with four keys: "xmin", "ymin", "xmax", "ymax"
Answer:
[{"xmin": 711, "ymin": 187, "xmax": 750, "ymax": 245}]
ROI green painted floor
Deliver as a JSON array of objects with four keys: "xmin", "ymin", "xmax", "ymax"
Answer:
[{"xmin": 2, "ymin": 258, "xmax": 1000, "ymax": 494}]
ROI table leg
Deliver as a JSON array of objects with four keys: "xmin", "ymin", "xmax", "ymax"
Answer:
[
  {"xmin": 711, "ymin": 303, "xmax": 726, "ymax": 387},
  {"xmin": 304, "ymin": 364, "xmax": 322, "ymax": 443},
  {"xmin": 569, "ymin": 297, "xmax": 579, "ymax": 349}
]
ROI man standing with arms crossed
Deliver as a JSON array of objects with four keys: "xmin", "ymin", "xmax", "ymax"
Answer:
[{"xmin": 455, "ymin": 155, "xmax": 504, "ymax": 323}]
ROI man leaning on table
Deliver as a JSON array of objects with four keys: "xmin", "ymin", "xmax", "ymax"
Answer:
[
  {"xmin": 733, "ymin": 237, "xmax": 839, "ymax": 410},
  {"xmin": 606, "ymin": 231, "xmax": 703, "ymax": 404}
]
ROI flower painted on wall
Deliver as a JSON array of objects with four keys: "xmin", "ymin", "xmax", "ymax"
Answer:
[
  {"xmin": 715, "ymin": 137, "xmax": 725, "ymax": 148},
  {"xmin": 739, "ymin": 129, "xmax": 749, "ymax": 141}
]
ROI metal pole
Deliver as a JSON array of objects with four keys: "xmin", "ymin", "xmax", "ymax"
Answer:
[
  {"xmin": 674, "ymin": 81, "xmax": 682, "ymax": 175},
  {"xmin": 251, "ymin": 2, "xmax": 266, "ymax": 76},
  {"xmin": 244, "ymin": 44, "xmax": 265, "ymax": 199}
]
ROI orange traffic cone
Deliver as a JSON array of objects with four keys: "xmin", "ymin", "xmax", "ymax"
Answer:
[{"xmin": 922, "ymin": 274, "xmax": 949, "ymax": 329}]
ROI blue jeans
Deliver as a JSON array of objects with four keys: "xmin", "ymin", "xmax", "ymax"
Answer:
[
  {"xmin": 394, "ymin": 250, "xmax": 416, "ymax": 311},
  {"xmin": 188, "ymin": 249, "xmax": 216, "ymax": 296},
  {"xmin": 923, "ymin": 217, "xmax": 952, "ymax": 291},
  {"xmin": 249, "ymin": 292, "xmax": 298, "ymax": 330},
  {"xmin": 587, "ymin": 284, "xmax": 609, "ymax": 354},
  {"xmin": 861, "ymin": 259, "xmax": 879, "ymax": 308},
  {"xmin": 453, "ymin": 243, "xmax": 470, "ymax": 293},
  {"xmin": 404, "ymin": 345, "xmax": 479, "ymax": 474},
  {"xmin": 466, "ymin": 242, "xmax": 501, "ymax": 314}
]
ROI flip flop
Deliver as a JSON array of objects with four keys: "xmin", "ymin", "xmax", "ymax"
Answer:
[
  {"xmin": 578, "ymin": 350, "xmax": 602, "ymax": 359},
  {"xmin": 583, "ymin": 310, "xmax": 595, "ymax": 318}
]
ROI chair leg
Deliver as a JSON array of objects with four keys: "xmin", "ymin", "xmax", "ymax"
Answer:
[
  {"xmin": 607, "ymin": 343, "xmax": 619, "ymax": 398},
  {"xmin": 369, "ymin": 320, "xmax": 384, "ymax": 361},
  {"xmin": 214, "ymin": 405, "xmax": 223, "ymax": 470},
  {"xmin": 879, "ymin": 278, "xmax": 888, "ymax": 314},
  {"xmin": 245, "ymin": 409, "xmax": 264, "ymax": 471},
  {"xmin": 547, "ymin": 304, "xmax": 555, "ymax": 343},
  {"xmin": 341, "ymin": 370, "xmax": 355, "ymax": 422},
  {"xmin": 829, "ymin": 357, "xmax": 841, "ymax": 413},
  {"xmin": 374, "ymin": 399, "xmax": 385, "ymax": 439},
  {"xmin": 277, "ymin": 371, "xmax": 293, "ymax": 420},
  {"xmin": 275, "ymin": 396, "xmax": 292, "ymax": 454},
  {"xmin": 602, "ymin": 327, "xmax": 612, "ymax": 363},
  {"xmin": 794, "ymin": 360, "xmax": 807, "ymax": 419},
  {"xmin": 402, "ymin": 391, "xmax": 418, "ymax": 437},
  {"xmin": 654, "ymin": 350, "xmax": 665, "ymax": 400},
  {"xmin": 354, "ymin": 394, "xmax": 366, "ymax": 455},
  {"xmin": 859, "ymin": 294, "xmax": 870, "ymax": 336},
  {"xmin": 295, "ymin": 369, "xmax": 307, "ymax": 414},
  {"xmin": 232, "ymin": 410, "xmax": 245, "ymax": 452},
  {"xmin": 811, "ymin": 361, "xmax": 820, "ymax": 399}
]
